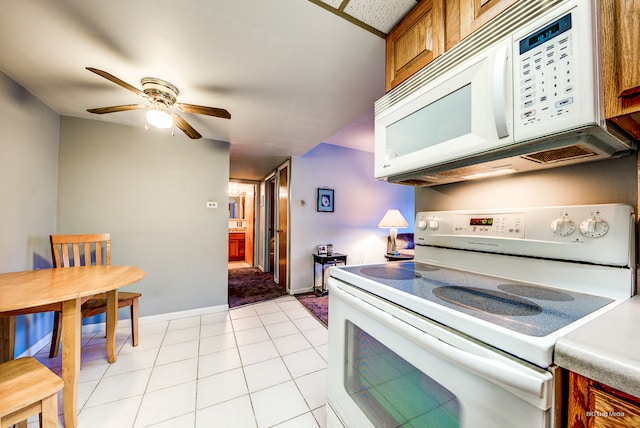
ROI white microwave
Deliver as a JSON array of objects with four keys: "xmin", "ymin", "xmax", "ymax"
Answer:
[{"xmin": 375, "ymin": 0, "xmax": 634, "ymax": 186}]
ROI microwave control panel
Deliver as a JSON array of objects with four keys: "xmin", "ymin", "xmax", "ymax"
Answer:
[{"xmin": 516, "ymin": 11, "xmax": 576, "ymax": 128}]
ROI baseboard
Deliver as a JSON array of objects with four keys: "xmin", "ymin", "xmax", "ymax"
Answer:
[
  {"xmin": 17, "ymin": 303, "xmax": 230, "ymax": 358},
  {"xmin": 16, "ymin": 333, "xmax": 53, "ymax": 358},
  {"xmin": 137, "ymin": 304, "xmax": 229, "ymax": 325},
  {"xmin": 291, "ymin": 287, "xmax": 316, "ymax": 295}
]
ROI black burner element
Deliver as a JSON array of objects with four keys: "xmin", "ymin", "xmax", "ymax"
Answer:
[{"xmin": 433, "ymin": 286, "xmax": 542, "ymax": 316}]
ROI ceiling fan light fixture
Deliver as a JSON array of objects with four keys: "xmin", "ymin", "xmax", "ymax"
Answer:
[
  {"xmin": 146, "ymin": 107, "xmax": 173, "ymax": 129},
  {"xmin": 85, "ymin": 68, "xmax": 229, "ymax": 140}
]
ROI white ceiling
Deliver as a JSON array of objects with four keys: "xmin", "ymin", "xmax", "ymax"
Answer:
[{"xmin": 0, "ymin": 0, "xmax": 417, "ymax": 180}]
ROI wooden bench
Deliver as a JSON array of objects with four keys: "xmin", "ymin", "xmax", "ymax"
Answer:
[{"xmin": 0, "ymin": 357, "xmax": 63, "ymax": 428}]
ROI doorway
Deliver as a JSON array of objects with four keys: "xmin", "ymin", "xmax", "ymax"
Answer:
[{"xmin": 228, "ymin": 181, "xmax": 256, "ymax": 269}]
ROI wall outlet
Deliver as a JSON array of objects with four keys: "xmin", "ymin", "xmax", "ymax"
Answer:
[{"xmin": 206, "ymin": 201, "xmax": 218, "ymax": 208}]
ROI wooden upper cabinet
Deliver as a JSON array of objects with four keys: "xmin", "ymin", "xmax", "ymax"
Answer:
[
  {"xmin": 601, "ymin": 0, "xmax": 640, "ymax": 139},
  {"xmin": 385, "ymin": 0, "xmax": 444, "ymax": 92},
  {"xmin": 385, "ymin": 0, "xmax": 520, "ymax": 92},
  {"xmin": 458, "ymin": 0, "xmax": 519, "ymax": 41}
]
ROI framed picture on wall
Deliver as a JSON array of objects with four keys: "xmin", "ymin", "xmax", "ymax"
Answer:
[{"xmin": 317, "ymin": 188, "xmax": 334, "ymax": 212}]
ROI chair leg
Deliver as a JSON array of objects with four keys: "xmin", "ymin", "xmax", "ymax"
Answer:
[
  {"xmin": 1, "ymin": 316, "xmax": 15, "ymax": 363},
  {"xmin": 40, "ymin": 392, "xmax": 59, "ymax": 427},
  {"xmin": 130, "ymin": 298, "xmax": 139, "ymax": 347},
  {"xmin": 49, "ymin": 311, "xmax": 62, "ymax": 358}
]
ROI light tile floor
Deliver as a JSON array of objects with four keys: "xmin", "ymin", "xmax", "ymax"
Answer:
[{"xmin": 31, "ymin": 296, "xmax": 328, "ymax": 428}]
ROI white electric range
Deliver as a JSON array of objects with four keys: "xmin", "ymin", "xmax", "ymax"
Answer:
[{"xmin": 327, "ymin": 204, "xmax": 635, "ymax": 428}]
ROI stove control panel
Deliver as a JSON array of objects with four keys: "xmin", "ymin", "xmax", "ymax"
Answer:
[
  {"xmin": 449, "ymin": 213, "xmax": 526, "ymax": 237},
  {"xmin": 414, "ymin": 204, "xmax": 634, "ymax": 266}
]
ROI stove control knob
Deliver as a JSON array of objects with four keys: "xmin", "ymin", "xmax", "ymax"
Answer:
[
  {"xmin": 579, "ymin": 216, "xmax": 609, "ymax": 238},
  {"xmin": 550, "ymin": 217, "xmax": 576, "ymax": 236},
  {"xmin": 417, "ymin": 218, "xmax": 428, "ymax": 230},
  {"xmin": 428, "ymin": 219, "xmax": 439, "ymax": 231}
]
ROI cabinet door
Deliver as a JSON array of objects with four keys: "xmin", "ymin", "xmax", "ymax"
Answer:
[
  {"xmin": 228, "ymin": 233, "xmax": 245, "ymax": 261},
  {"xmin": 229, "ymin": 239, "xmax": 239, "ymax": 260},
  {"xmin": 601, "ymin": 0, "xmax": 640, "ymax": 138},
  {"xmin": 385, "ymin": 0, "xmax": 444, "ymax": 92},
  {"xmin": 459, "ymin": 0, "xmax": 519, "ymax": 40},
  {"xmin": 589, "ymin": 388, "xmax": 640, "ymax": 428},
  {"xmin": 565, "ymin": 371, "xmax": 640, "ymax": 428}
]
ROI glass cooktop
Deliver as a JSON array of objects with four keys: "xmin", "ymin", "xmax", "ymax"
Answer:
[{"xmin": 339, "ymin": 261, "xmax": 613, "ymax": 337}]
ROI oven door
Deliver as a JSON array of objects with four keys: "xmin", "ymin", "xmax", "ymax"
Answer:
[{"xmin": 327, "ymin": 278, "xmax": 554, "ymax": 428}]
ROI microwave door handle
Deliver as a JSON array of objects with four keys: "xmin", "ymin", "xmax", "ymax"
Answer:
[
  {"xmin": 492, "ymin": 45, "xmax": 510, "ymax": 138},
  {"xmin": 330, "ymin": 282, "xmax": 551, "ymax": 400}
]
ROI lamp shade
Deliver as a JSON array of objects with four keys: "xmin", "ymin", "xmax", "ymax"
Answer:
[{"xmin": 377, "ymin": 209, "xmax": 409, "ymax": 228}]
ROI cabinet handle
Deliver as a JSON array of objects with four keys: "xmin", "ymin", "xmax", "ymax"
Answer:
[
  {"xmin": 620, "ymin": 86, "xmax": 640, "ymax": 98},
  {"xmin": 492, "ymin": 44, "xmax": 510, "ymax": 139}
]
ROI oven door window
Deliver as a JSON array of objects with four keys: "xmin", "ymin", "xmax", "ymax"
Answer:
[{"xmin": 344, "ymin": 321, "xmax": 460, "ymax": 427}]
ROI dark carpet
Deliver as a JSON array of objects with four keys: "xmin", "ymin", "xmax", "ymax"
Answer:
[
  {"xmin": 296, "ymin": 293, "xmax": 328, "ymax": 326},
  {"xmin": 228, "ymin": 267, "xmax": 286, "ymax": 308}
]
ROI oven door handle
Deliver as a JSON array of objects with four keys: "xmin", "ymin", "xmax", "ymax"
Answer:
[{"xmin": 332, "ymin": 283, "xmax": 551, "ymax": 400}]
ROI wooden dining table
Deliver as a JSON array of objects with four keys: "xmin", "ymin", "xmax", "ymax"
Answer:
[{"xmin": 0, "ymin": 265, "xmax": 145, "ymax": 428}]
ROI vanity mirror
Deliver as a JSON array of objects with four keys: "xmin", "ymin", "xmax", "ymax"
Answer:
[{"xmin": 229, "ymin": 195, "xmax": 245, "ymax": 219}]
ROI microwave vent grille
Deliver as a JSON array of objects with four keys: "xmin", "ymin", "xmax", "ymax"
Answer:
[
  {"xmin": 521, "ymin": 145, "xmax": 597, "ymax": 164},
  {"xmin": 394, "ymin": 178, "xmax": 437, "ymax": 186}
]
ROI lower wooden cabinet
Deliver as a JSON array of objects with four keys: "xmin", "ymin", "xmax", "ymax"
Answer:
[
  {"xmin": 228, "ymin": 232, "xmax": 246, "ymax": 262},
  {"xmin": 565, "ymin": 371, "xmax": 640, "ymax": 428}
]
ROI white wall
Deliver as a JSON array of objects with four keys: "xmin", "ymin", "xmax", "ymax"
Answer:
[
  {"xmin": 289, "ymin": 143, "xmax": 414, "ymax": 294},
  {"xmin": 0, "ymin": 72, "xmax": 59, "ymax": 354},
  {"xmin": 58, "ymin": 117, "xmax": 230, "ymax": 316}
]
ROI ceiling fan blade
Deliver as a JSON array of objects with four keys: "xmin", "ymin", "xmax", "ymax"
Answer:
[
  {"xmin": 86, "ymin": 67, "xmax": 146, "ymax": 98},
  {"xmin": 87, "ymin": 104, "xmax": 147, "ymax": 114},
  {"xmin": 177, "ymin": 103, "xmax": 231, "ymax": 119},
  {"xmin": 170, "ymin": 112, "xmax": 202, "ymax": 139}
]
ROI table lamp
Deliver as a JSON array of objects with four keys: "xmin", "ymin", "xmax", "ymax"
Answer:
[{"xmin": 378, "ymin": 209, "xmax": 409, "ymax": 256}]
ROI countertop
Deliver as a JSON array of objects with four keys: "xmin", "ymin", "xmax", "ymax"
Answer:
[{"xmin": 555, "ymin": 295, "xmax": 640, "ymax": 398}]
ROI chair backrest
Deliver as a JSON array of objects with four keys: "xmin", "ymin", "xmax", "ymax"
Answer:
[{"xmin": 50, "ymin": 233, "xmax": 111, "ymax": 268}]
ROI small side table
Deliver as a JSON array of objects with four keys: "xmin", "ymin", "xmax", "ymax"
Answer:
[
  {"xmin": 384, "ymin": 253, "xmax": 414, "ymax": 262},
  {"xmin": 313, "ymin": 253, "xmax": 347, "ymax": 296}
]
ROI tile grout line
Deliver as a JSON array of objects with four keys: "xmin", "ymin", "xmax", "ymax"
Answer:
[{"xmin": 36, "ymin": 297, "xmax": 326, "ymax": 427}]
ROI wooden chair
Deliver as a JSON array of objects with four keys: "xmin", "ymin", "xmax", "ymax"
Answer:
[
  {"xmin": 48, "ymin": 233, "xmax": 142, "ymax": 358},
  {"xmin": 0, "ymin": 357, "xmax": 63, "ymax": 428}
]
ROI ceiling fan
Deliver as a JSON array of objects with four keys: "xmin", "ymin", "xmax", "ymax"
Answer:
[{"xmin": 85, "ymin": 67, "xmax": 231, "ymax": 139}]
